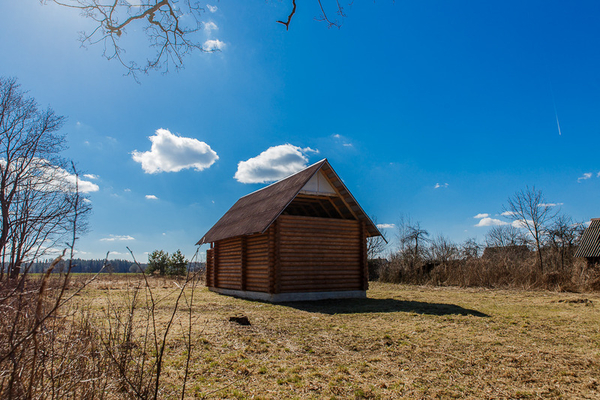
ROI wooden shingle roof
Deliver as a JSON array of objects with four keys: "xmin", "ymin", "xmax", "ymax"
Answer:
[
  {"xmin": 574, "ymin": 219, "xmax": 600, "ymax": 258},
  {"xmin": 197, "ymin": 159, "xmax": 381, "ymax": 244}
]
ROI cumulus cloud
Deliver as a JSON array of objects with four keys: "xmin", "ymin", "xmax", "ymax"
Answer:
[
  {"xmin": 131, "ymin": 129, "xmax": 218, "ymax": 174},
  {"xmin": 512, "ymin": 219, "xmax": 531, "ymax": 229},
  {"xmin": 377, "ymin": 223, "xmax": 396, "ymax": 229},
  {"xmin": 234, "ymin": 144, "xmax": 318, "ymax": 184},
  {"xmin": 501, "ymin": 211, "xmax": 516, "ymax": 216},
  {"xmin": 55, "ymin": 168, "xmax": 99, "ymax": 193},
  {"xmin": 473, "ymin": 213, "xmax": 489, "ymax": 219},
  {"xmin": 146, "ymin": 195, "xmax": 158, "ymax": 200},
  {"xmin": 474, "ymin": 217, "xmax": 509, "ymax": 227},
  {"xmin": 0, "ymin": 158, "xmax": 99, "ymax": 193},
  {"xmin": 434, "ymin": 183, "xmax": 449, "ymax": 189},
  {"xmin": 207, "ymin": 4, "xmax": 217, "ymax": 12},
  {"xmin": 100, "ymin": 235, "xmax": 135, "ymax": 242},
  {"xmin": 578, "ymin": 172, "xmax": 592, "ymax": 182},
  {"xmin": 204, "ymin": 21, "xmax": 218, "ymax": 33},
  {"xmin": 203, "ymin": 39, "xmax": 225, "ymax": 51},
  {"xmin": 83, "ymin": 174, "xmax": 98, "ymax": 180}
]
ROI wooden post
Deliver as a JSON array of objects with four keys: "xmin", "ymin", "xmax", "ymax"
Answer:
[
  {"xmin": 213, "ymin": 241, "xmax": 219, "ymax": 289},
  {"xmin": 274, "ymin": 219, "xmax": 281, "ymax": 294},
  {"xmin": 268, "ymin": 225, "xmax": 276, "ymax": 294},
  {"xmin": 206, "ymin": 247, "xmax": 214, "ymax": 287},
  {"xmin": 361, "ymin": 222, "xmax": 369, "ymax": 291},
  {"xmin": 241, "ymin": 236, "xmax": 247, "ymax": 291}
]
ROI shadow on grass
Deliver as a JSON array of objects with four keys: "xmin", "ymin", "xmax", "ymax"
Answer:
[{"xmin": 280, "ymin": 297, "xmax": 489, "ymax": 317}]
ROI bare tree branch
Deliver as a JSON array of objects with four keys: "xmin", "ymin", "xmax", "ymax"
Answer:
[{"xmin": 277, "ymin": 0, "xmax": 297, "ymax": 31}]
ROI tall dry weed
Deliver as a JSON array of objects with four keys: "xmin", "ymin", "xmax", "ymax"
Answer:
[
  {"xmin": 0, "ymin": 257, "xmax": 202, "ymax": 399},
  {"xmin": 377, "ymin": 250, "xmax": 600, "ymax": 292}
]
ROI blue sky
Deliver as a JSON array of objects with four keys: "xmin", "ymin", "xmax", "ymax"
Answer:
[{"xmin": 1, "ymin": 1, "xmax": 599, "ymax": 261}]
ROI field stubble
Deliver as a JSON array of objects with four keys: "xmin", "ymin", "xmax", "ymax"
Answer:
[{"xmin": 73, "ymin": 276, "xmax": 600, "ymax": 399}]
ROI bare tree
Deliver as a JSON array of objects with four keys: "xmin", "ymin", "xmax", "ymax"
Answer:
[
  {"xmin": 503, "ymin": 186, "xmax": 558, "ymax": 272},
  {"xmin": 366, "ymin": 216, "xmax": 388, "ymax": 260},
  {"xmin": 461, "ymin": 237, "xmax": 482, "ymax": 259},
  {"xmin": 278, "ymin": 0, "xmax": 348, "ymax": 30},
  {"xmin": 546, "ymin": 215, "xmax": 584, "ymax": 271},
  {"xmin": 42, "ymin": 0, "xmax": 210, "ymax": 79},
  {"xmin": 0, "ymin": 77, "xmax": 90, "ymax": 279},
  {"xmin": 42, "ymin": 1, "xmax": 352, "ymax": 78},
  {"xmin": 428, "ymin": 234, "xmax": 459, "ymax": 264},
  {"xmin": 397, "ymin": 215, "xmax": 429, "ymax": 263},
  {"xmin": 484, "ymin": 225, "xmax": 529, "ymax": 248}
]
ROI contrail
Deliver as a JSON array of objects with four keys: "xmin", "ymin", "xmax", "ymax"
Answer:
[{"xmin": 548, "ymin": 76, "xmax": 562, "ymax": 136}]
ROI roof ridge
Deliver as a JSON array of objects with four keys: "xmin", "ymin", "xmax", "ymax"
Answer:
[{"xmin": 239, "ymin": 158, "xmax": 327, "ymax": 199}]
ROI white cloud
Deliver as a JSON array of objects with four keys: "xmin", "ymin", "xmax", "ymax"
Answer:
[
  {"xmin": 473, "ymin": 213, "xmax": 489, "ymax": 219},
  {"xmin": 204, "ymin": 21, "xmax": 218, "ymax": 33},
  {"xmin": 475, "ymin": 217, "xmax": 509, "ymax": 227},
  {"xmin": 124, "ymin": 188, "xmax": 131, "ymax": 192},
  {"xmin": 538, "ymin": 202, "xmax": 563, "ymax": 207},
  {"xmin": 597, "ymin": 172, "xmax": 600, "ymax": 178},
  {"xmin": 131, "ymin": 129, "xmax": 218, "ymax": 174},
  {"xmin": 55, "ymin": 168, "xmax": 99, "ymax": 193},
  {"xmin": 100, "ymin": 235, "xmax": 135, "ymax": 242},
  {"xmin": 234, "ymin": 144, "xmax": 318, "ymax": 184},
  {"xmin": 578, "ymin": 172, "xmax": 592, "ymax": 182},
  {"xmin": 332, "ymin": 133, "xmax": 353, "ymax": 148},
  {"xmin": 377, "ymin": 223, "xmax": 396, "ymax": 229},
  {"xmin": 146, "ymin": 195, "xmax": 158, "ymax": 200},
  {"xmin": 84, "ymin": 174, "xmax": 98, "ymax": 180},
  {"xmin": 0, "ymin": 158, "xmax": 100, "ymax": 193},
  {"xmin": 511, "ymin": 219, "xmax": 530, "ymax": 229},
  {"xmin": 434, "ymin": 183, "xmax": 449, "ymax": 189},
  {"xmin": 203, "ymin": 39, "xmax": 225, "ymax": 51},
  {"xmin": 207, "ymin": 4, "xmax": 217, "ymax": 12}
]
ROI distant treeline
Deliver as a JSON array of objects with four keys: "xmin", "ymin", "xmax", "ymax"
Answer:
[
  {"xmin": 27, "ymin": 259, "xmax": 146, "ymax": 274},
  {"xmin": 26, "ymin": 258, "xmax": 206, "ymax": 274}
]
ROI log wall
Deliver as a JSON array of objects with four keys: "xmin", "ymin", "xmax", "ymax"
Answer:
[
  {"xmin": 245, "ymin": 232, "xmax": 270, "ymax": 292},
  {"xmin": 206, "ymin": 248, "xmax": 214, "ymax": 287},
  {"xmin": 210, "ymin": 232, "xmax": 270, "ymax": 292},
  {"xmin": 207, "ymin": 215, "xmax": 367, "ymax": 294},
  {"xmin": 277, "ymin": 215, "xmax": 365, "ymax": 293},
  {"xmin": 213, "ymin": 237, "xmax": 242, "ymax": 290}
]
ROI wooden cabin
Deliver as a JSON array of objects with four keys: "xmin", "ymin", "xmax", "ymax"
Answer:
[
  {"xmin": 574, "ymin": 218, "xmax": 600, "ymax": 267},
  {"xmin": 196, "ymin": 159, "xmax": 382, "ymax": 302}
]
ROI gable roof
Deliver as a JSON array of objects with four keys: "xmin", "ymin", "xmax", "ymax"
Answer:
[
  {"xmin": 574, "ymin": 218, "xmax": 600, "ymax": 258},
  {"xmin": 197, "ymin": 159, "xmax": 382, "ymax": 244}
]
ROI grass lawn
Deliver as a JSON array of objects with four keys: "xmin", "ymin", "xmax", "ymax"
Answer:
[{"xmin": 78, "ymin": 277, "xmax": 600, "ymax": 399}]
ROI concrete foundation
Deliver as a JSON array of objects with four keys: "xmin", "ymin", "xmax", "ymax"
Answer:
[{"xmin": 209, "ymin": 287, "xmax": 366, "ymax": 302}]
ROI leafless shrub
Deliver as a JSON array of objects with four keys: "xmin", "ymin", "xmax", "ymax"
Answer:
[{"xmin": 0, "ymin": 251, "xmax": 202, "ymax": 398}]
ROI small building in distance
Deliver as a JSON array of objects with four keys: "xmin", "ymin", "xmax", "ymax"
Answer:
[
  {"xmin": 196, "ymin": 159, "xmax": 382, "ymax": 302},
  {"xmin": 574, "ymin": 218, "xmax": 600, "ymax": 267},
  {"xmin": 482, "ymin": 245, "xmax": 530, "ymax": 261}
]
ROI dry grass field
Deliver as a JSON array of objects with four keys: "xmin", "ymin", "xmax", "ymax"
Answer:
[{"xmin": 70, "ymin": 276, "xmax": 600, "ymax": 399}]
